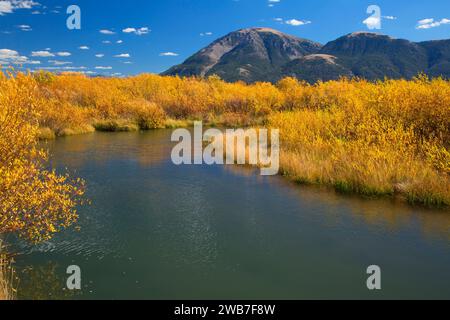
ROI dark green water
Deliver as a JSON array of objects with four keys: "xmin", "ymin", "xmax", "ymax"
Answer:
[{"xmin": 12, "ymin": 130, "xmax": 450, "ymax": 299}]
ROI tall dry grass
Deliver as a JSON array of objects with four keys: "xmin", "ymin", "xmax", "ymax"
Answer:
[
  {"xmin": 1, "ymin": 70, "xmax": 449, "ymax": 207},
  {"xmin": 270, "ymin": 76, "xmax": 449, "ymax": 207},
  {"xmin": 0, "ymin": 240, "xmax": 15, "ymax": 300}
]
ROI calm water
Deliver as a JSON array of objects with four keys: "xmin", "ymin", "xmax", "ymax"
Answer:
[{"xmin": 11, "ymin": 130, "xmax": 450, "ymax": 299}]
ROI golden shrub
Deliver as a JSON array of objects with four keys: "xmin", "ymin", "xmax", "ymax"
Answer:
[
  {"xmin": 127, "ymin": 99, "xmax": 167, "ymax": 129},
  {"xmin": 0, "ymin": 70, "xmax": 448, "ymax": 207},
  {"xmin": 0, "ymin": 72, "xmax": 85, "ymax": 243}
]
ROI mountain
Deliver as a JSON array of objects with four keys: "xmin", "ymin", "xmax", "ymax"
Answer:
[
  {"xmin": 419, "ymin": 39, "xmax": 450, "ymax": 77},
  {"xmin": 163, "ymin": 28, "xmax": 450, "ymax": 83},
  {"xmin": 162, "ymin": 28, "xmax": 322, "ymax": 82},
  {"xmin": 318, "ymin": 32, "xmax": 429, "ymax": 80},
  {"xmin": 281, "ymin": 54, "xmax": 353, "ymax": 83}
]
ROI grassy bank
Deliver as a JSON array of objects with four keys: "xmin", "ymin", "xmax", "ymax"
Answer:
[
  {"xmin": 271, "ymin": 111, "xmax": 449, "ymax": 207},
  {"xmin": 2, "ymin": 71, "xmax": 449, "ymax": 207}
]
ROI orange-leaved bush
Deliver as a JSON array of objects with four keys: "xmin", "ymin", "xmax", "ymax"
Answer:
[{"xmin": 0, "ymin": 72, "xmax": 85, "ymax": 243}]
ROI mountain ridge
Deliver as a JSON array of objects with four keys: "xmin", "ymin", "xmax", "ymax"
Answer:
[{"xmin": 163, "ymin": 28, "xmax": 450, "ymax": 83}]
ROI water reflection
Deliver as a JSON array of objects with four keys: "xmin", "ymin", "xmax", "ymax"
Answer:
[
  {"xmin": 16, "ymin": 130, "xmax": 448, "ymax": 300},
  {"xmin": 225, "ymin": 164, "xmax": 450, "ymax": 242},
  {"xmin": 43, "ymin": 131, "xmax": 172, "ymax": 169},
  {"xmin": 45, "ymin": 130, "xmax": 450, "ymax": 243},
  {"xmin": 17, "ymin": 262, "xmax": 80, "ymax": 300}
]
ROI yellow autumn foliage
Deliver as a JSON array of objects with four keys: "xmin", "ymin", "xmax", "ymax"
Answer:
[
  {"xmin": 0, "ymin": 72, "xmax": 85, "ymax": 244},
  {"xmin": 270, "ymin": 76, "xmax": 450, "ymax": 206},
  {"xmin": 1, "ymin": 70, "xmax": 449, "ymax": 208},
  {"xmin": 1, "ymin": 69, "xmax": 448, "ymax": 299}
]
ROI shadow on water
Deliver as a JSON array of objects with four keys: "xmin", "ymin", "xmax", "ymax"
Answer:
[{"xmin": 12, "ymin": 130, "xmax": 450, "ymax": 300}]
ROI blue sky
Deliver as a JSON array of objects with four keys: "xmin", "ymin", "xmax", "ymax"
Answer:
[{"xmin": 1, "ymin": 0, "xmax": 449, "ymax": 76}]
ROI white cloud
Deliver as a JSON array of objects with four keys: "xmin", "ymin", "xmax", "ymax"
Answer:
[
  {"xmin": 122, "ymin": 27, "xmax": 150, "ymax": 35},
  {"xmin": 285, "ymin": 19, "xmax": 311, "ymax": 26},
  {"xmin": 0, "ymin": 1, "xmax": 40, "ymax": 15},
  {"xmin": 48, "ymin": 60, "xmax": 72, "ymax": 66},
  {"xmin": 31, "ymin": 50, "xmax": 54, "ymax": 57},
  {"xmin": 361, "ymin": 15, "xmax": 396, "ymax": 30},
  {"xmin": 417, "ymin": 18, "xmax": 450, "ymax": 29},
  {"xmin": 37, "ymin": 66, "xmax": 87, "ymax": 71},
  {"xmin": 268, "ymin": 0, "xmax": 280, "ymax": 7},
  {"xmin": 200, "ymin": 32, "xmax": 213, "ymax": 36},
  {"xmin": 363, "ymin": 16, "xmax": 380, "ymax": 29},
  {"xmin": 79, "ymin": 46, "xmax": 89, "ymax": 50},
  {"xmin": 0, "ymin": 48, "xmax": 40, "ymax": 65},
  {"xmin": 418, "ymin": 18, "xmax": 434, "ymax": 25},
  {"xmin": 160, "ymin": 52, "xmax": 179, "ymax": 57},
  {"xmin": 114, "ymin": 53, "xmax": 130, "ymax": 58},
  {"xmin": 56, "ymin": 51, "xmax": 71, "ymax": 57},
  {"xmin": 16, "ymin": 24, "xmax": 32, "ymax": 31},
  {"xmin": 116, "ymin": 40, "xmax": 123, "ymax": 44},
  {"xmin": 95, "ymin": 66, "xmax": 112, "ymax": 70},
  {"xmin": 95, "ymin": 54, "xmax": 105, "ymax": 58},
  {"xmin": 102, "ymin": 40, "xmax": 111, "ymax": 44},
  {"xmin": 16, "ymin": 0, "xmax": 38, "ymax": 8},
  {"xmin": 0, "ymin": 1, "xmax": 13, "ymax": 15},
  {"xmin": 100, "ymin": 29, "xmax": 115, "ymax": 35},
  {"xmin": 0, "ymin": 48, "xmax": 22, "ymax": 60}
]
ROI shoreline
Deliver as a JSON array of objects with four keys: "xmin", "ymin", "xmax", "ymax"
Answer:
[
  {"xmin": 0, "ymin": 240, "xmax": 15, "ymax": 300},
  {"xmin": 38, "ymin": 125, "xmax": 449, "ymax": 210},
  {"xmin": 4, "ymin": 73, "xmax": 448, "ymax": 211}
]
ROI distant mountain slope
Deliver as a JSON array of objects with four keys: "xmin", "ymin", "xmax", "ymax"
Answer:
[
  {"xmin": 420, "ymin": 39, "xmax": 450, "ymax": 78},
  {"xmin": 281, "ymin": 54, "xmax": 353, "ymax": 83},
  {"xmin": 318, "ymin": 32, "xmax": 429, "ymax": 80},
  {"xmin": 162, "ymin": 28, "xmax": 322, "ymax": 82},
  {"xmin": 163, "ymin": 29, "xmax": 450, "ymax": 83}
]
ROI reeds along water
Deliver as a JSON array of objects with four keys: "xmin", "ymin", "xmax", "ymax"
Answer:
[
  {"xmin": 1, "ymin": 70, "xmax": 449, "ymax": 207},
  {"xmin": 0, "ymin": 240, "xmax": 15, "ymax": 300}
]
